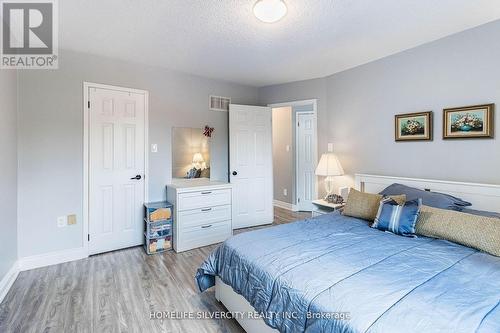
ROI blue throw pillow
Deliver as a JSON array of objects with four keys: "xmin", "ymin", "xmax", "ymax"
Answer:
[
  {"xmin": 379, "ymin": 183, "xmax": 471, "ymax": 211},
  {"xmin": 372, "ymin": 198, "xmax": 422, "ymax": 237}
]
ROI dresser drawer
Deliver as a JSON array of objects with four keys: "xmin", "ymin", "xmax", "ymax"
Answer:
[
  {"xmin": 178, "ymin": 189, "xmax": 231, "ymax": 211},
  {"xmin": 178, "ymin": 205, "xmax": 231, "ymax": 229},
  {"xmin": 178, "ymin": 220, "xmax": 231, "ymax": 251}
]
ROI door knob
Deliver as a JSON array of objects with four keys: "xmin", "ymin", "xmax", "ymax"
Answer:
[
  {"xmin": 130, "ymin": 175, "xmax": 142, "ymax": 180},
  {"xmin": 232, "ymin": 171, "xmax": 238, "ymax": 176}
]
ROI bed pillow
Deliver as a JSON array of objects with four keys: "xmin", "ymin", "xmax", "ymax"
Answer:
[
  {"xmin": 343, "ymin": 188, "xmax": 407, "ymax": 221},
  {"xmin": 389, "ymin": 194, "xmax": 407, "ymax": 205},
  {"xmin": 416, "ymin": 205, "xmax": 500, "ymax": 256},
  {"xmin": 343, "ymin": 188, "xmax": 383, "ymax": 221},
  {"xmin": 380, "ymin": 183, "xmax": 471, "ymax": 211},
  {"xmin": 372, "ymin": 198, "xmax": 421, "ymax": 237}
]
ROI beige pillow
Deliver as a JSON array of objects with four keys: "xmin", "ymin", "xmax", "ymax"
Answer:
[
  {"xmin": 343, "ymin": 188, "xmax": 382, "ymax": 221},
  {"xmin": 390, "ymin": 194, "xmax": 407, "ymax": 206},
  {"xmin": 417, "ymin": 205, "xmax": 500, "ymax": 257},
  {"xmin": 343, "ymin": 188, "xmax": 407, "ymax": 221}
]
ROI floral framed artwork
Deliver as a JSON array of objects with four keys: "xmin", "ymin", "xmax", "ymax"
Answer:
[
  {"xmin": 443, "ymin": 104, "xmax": 494, "ymax": 139},
  {"xmin": 395, "ymin": 111, "xmax": 433, "ymax": 141}
]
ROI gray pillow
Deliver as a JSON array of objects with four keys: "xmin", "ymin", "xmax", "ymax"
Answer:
[{"xmin": 379, "ymin": 183, "xmax": 471, "ymax": 211}]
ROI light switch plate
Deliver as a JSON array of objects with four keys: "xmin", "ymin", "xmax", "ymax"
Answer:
[
  {"xmin": 283, "ymin": 188, "xmax": 288, "ymax": 196},
  {"xmin": 57, "ymin": 216, "xmax": 67, "ymax": 227},
  {"xmin": 67, "ymin": 214, "xmax": 77, "ymax": 225},
  {"xmin": 151, "ymin": 144, "xmax": 158, "ymax": 153}
]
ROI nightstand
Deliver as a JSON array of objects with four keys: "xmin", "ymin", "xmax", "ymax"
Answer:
[{"xmin": 312, "ymin": 199, "xmax": 344, "ymax": 217}]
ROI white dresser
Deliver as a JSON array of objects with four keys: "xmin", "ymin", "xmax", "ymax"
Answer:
[{"xmin": 167, "ymin": 178, "xmax": 233, "ymax": 252}]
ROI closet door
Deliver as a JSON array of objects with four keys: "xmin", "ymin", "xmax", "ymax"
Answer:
[
  {"xmin": 88, "ymin": 85, "xmax": 147, "ymax": 254},
  {"xmin": 296, "ymin": 112, "xmax": 316, "ymax": 211}
]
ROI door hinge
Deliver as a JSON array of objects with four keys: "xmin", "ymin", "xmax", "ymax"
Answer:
[
  {"xmin": 88, "ymin": 101, "xmax": 90, "ymax": 109},
  {"xmin": 298, "ymin": 198, "xmax": 301, "ymax": 203},
  {"xmin": 88, "ymin": 234, "xmax": 90, "ymax": 242},
  {"xmin": 297, "ymin": 122, "xmax": 300, "ymax": 127}
]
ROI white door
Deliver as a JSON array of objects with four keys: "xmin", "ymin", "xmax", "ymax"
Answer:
[
  {"xmin": 229, "ymin": 104, "xmax": 273, "ymax": 229},
  {"xmin": 296, "ymin": 112, "xmax": 317, "ymax": 211},
  {"xmin": 88, "ymin": 86, "xmax": 147, "ymax": 255}
]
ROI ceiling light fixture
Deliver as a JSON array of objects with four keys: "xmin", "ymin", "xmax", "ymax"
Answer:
[{"xmin": 253, "ymin": 0, "xmax": 287, "ymax": 23}]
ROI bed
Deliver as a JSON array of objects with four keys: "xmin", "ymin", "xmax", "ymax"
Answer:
[{"xmin": 195, "ymin": 175, "xmax": 500, "ymax": 333}]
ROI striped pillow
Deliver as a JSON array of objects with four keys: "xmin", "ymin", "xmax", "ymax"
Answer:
[{"xmin": 372, "ymin": 198, "xmax": 422, "ymax": 237}]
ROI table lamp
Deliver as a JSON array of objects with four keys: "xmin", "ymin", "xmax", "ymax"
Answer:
[{"xmin": 315, "ymin": 153, "xmax": 344, "ymax": 200}]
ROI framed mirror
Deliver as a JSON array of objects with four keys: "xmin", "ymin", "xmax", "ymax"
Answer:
[{"xmin": 172, "ymin": 127, "xmax": 210, "ymax": 179}]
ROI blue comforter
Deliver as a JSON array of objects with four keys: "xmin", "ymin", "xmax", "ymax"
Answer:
[{"xmin": 195, "ymin": 212, "xmax": 500, "ymax": 333}]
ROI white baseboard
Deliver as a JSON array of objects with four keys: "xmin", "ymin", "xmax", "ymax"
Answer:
[
  {"xmin": 18, "ymin": 247, "xmax": 88, "ymax": 272},
  {"xmin": 0, "ymin": 261, "xmax": 19, "ymax": 304},
  {"xmin": 273, "ymin": 200, "xmax": 298, "ymax": 211}
]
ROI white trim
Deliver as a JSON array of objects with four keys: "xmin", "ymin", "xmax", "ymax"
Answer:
[
  {"xmin": 273, "ymin": 200, "xmax": 298, "ymax": 211},
  {"xmin": 0, "ymin": 262, "xmax": 19, "ymax": 304},
  {"xmin": 355, "ymin": 174, "xmax": 500, "ymax": 213},
  {"xmin": 83, "ymin": 82, "xmax": 149, "ymax": 256},
  {"xmin": 17, "ymin": 247, "xmax": 87, "ymax": 272}
]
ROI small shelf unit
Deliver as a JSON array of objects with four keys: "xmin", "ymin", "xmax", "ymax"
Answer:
[{"xmin": 144, "ymin": 201, "xmax": 173, "ymax": 254}]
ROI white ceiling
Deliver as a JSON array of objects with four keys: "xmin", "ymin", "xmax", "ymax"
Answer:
[{"xmin": 60, "ymin": 0, "xmax": 500, "ymax": 87}]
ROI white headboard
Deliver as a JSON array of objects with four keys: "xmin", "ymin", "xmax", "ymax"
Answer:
[{"xmin": 355, "ymin": 174, "xmax": 500, "ymax": 213}]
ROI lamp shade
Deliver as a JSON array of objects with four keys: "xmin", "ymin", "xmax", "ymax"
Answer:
[
  {"xmin": 192, "ymin": 153, "xmax": 204, "ymax": 164},
  {"xmin": 315, "ymin": 153, "xmax": 344, "ymax": 177}
]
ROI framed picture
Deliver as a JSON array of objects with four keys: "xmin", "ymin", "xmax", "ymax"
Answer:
[
  {"xmin": 395, "ymin": 111, "xmax": 433, "ymax": 141},
  {"xmin": 443, "ymin": 104, "xmax": 494, "ymax": 139}
]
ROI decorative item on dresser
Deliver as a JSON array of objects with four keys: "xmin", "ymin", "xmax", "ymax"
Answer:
[
  {"xmin": 167, "ymin": 178, "xmax": 233, "ymax": 252},
  {"xmin": 143, "ymin": 201, "xmax": 173, "ymax": 254}
]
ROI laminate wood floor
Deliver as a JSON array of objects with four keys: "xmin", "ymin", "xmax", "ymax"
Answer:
[{"xmin": 0, "ymin": 207, "xmax": 310, "ymax": 333}]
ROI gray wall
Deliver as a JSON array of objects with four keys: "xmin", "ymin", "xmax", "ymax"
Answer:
[
  {"xmin": 0, "ymin": 70, "xmax": 18, "ymax": 280},
  {"xmin": 17, "ymin": 50, "xmax": 258, "ymax": 258},
  {"xmin": 260, "ymin": 20, "xmax": 500, "ymax": 194},
  {"xmin": 272, "ymin": 107, "xmax": 293, "ymax": 204}
]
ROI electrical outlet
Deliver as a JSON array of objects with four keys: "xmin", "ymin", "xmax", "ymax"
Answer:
[
  {"xmin": 328, "ymin": 143, "xmax": 334, "ymax": 152},
  {"xmin": 283, "ymin": 188, "xmax": 288, "ymax": 196},
  {"xmin": 57, "ymin": 216, "xmax": 67, "ymax": 228},
  {"xmin": 67, "ymin": 214, "xmax": 77, "ymax": 225},
  {"xmin": 151, "ymin": 144, "xmax": 158, "ymax": 153}
]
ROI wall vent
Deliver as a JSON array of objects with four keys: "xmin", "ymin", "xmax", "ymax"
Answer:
[{"xmin": 209, "ymin": 95, "xmax": 231, "ymax": 112}]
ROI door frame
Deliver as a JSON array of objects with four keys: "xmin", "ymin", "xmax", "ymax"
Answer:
[
  {"xmin": 268, "ymin": 99, "xmax": 318, "ymax": 210},
  {"xmin": 83, "ymin": 82, "xmax": 149, "ymax": 255}
]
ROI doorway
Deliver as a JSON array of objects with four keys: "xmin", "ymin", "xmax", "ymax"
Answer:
[
  {"xmin": 84, "ymin": 82, "xmax": 149, "ymax": 255},
  {"xmin": 270, "ymin": 100, "xmax": 318, "ymax": 212}
]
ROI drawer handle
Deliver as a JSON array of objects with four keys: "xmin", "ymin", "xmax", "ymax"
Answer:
[
  {"xmin": 201, "ymin": 224, "xmax": 212, "ymax": 229},
  {"xmin": 201, "ymin": 208, "xmax": 212, "ymax": 212},
  {"xmin": 201, "ymin": 191, "xmax": 212, "ymax": 195}
]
